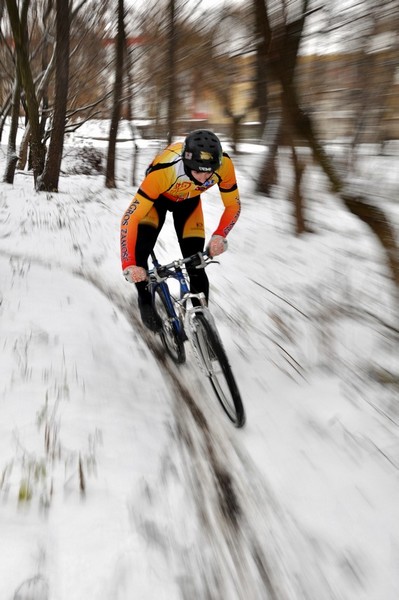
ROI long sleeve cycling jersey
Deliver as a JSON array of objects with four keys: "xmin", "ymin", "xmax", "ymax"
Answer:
[{"xmin": 121, "ymin": 141, "xmax": 241, "ymax": 270}]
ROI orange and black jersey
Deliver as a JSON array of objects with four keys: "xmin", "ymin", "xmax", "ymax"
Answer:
[{"xmin": 121, "ymin": 141, "xmax": 241, "ymax": 270}]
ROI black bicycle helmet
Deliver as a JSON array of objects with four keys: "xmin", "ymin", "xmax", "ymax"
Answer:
[{"xmin": 182, "ymin": 129, "xmax": 223, "ymax": 172}]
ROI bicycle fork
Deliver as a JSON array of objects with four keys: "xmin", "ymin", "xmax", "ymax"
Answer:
[{"xmin": 184, "ymin": 305, "xmax": 216, "ymax": 375}]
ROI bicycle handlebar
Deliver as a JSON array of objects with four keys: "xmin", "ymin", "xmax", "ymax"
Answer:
[{"xmin": 147, "ymin": 251, "xmax": 218, "ymax": 282}]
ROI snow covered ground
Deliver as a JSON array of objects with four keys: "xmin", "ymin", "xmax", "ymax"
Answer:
[{"xmin": 0, "ymin": 131, "xmax": 398, "ymax": 599}]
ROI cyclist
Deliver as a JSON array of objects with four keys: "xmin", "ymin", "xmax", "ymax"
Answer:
[{"xmin": 121, "ymin": 129, "xmax": 241, "ymax": 331}]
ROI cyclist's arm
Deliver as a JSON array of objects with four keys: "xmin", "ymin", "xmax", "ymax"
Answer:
[
  {"xmin": 120, "ymin": 191, "xmax": 154, "ymax": 270},
  {"xmin": 213, "ymin": 154, "xmax": 241, "ymax": 238},
  {"xmin": 121, "ymin": 161, "xmax": 178, "ymax": 270}
]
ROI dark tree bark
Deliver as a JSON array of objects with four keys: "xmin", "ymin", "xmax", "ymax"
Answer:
[
  {"xmin": 256, "ymin": 119, "xmax": 280, "ymax": 195},
  {"xmin": 125, "ymin": 48, "xmax": 139, "ymax": 187},
  {"xmin": 37, "ymin": 0, "xmax": 70, "ymax": 192},
  {"xmin": 254, "ymin": 5, "xmax": 309, "ymax": 230},
  {"xmin": 38, "ymin": 10, "xmax": 51, "ymax": 155},
  {"xmin": 224, "ymin": 110, "xmax": 245, "ymax": 154},
  {"xmin": 17, "ymin": 46, "xmax": 57, "ymax": 171},
  {"xmin": 166, "ymin": 0, "xmax": 176, "ymax": 145},
  {"xmin": 256, "ymin": 0, "xmax": 308, "ymax": 221},
  {"xmin": 5, "ymin": 0, "xmax": 46, "ymax": 186},
  {"xmin": 0, "ymin": 93, "xmax": 13, "ymax": 144},
  {"xmin": 253, "ymin": 0, "xmax": 270, "ymax": 133},
  {"xmin": 3, "ymin": 72, "xmax": 21, "ymax": 183},
  {"xmin": 291, "ymin": 144, "xmax": 307, "ymax": 236},
  {"xmin": 105, "ymin": 0, "xmax": 125, "ymax": 189}
]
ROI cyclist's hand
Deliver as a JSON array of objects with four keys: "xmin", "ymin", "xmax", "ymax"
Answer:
[
  {"xmin": 207, "ymin": 235, "xmax": 228, "ymax": 258},
  {"xmin": 123, "ymin": 265, "xmax": 147, "ymax": 283}
]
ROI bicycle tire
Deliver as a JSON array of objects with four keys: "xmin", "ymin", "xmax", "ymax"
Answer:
[
  {"xmin": 153, "ymin": 285, "xmax": 186, "ymax": 364},
  {"xmin": 193, "ymin": 311, "xmax": 245, "ymax": 427}
]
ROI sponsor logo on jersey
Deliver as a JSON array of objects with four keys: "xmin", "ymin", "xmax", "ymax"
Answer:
[
  {"xmin": 194, "ymin": 178, "xmax": 215, "ymax": 192},
  {"xmin": 170, "ymin": 181, "xmax": 191, "ymax": 195},
  {"xmin": 121, "ymin": 199, "xmax": 140, "ymax": 261}
]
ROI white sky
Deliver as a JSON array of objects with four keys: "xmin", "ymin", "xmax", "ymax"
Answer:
[{"xmin": 0, "ymin": 128, "xmax": 399, "ymax": 599}]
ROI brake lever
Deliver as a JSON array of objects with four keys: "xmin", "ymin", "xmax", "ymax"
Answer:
[
  {"xmin": 195, "ymin": 252, "xmax": 219, "ymax": 269},
  {"xmin": 148, "ymin": 266, "xmax": 168, "ymax": 283}
]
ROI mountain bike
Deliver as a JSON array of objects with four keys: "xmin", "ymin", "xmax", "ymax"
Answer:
[{"xmin": 147, "ymin": 250, "xmax": 245, "ymax": 428}]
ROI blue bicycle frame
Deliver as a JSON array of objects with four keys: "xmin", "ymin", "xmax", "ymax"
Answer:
[{"xmin": 149, "ymin": 251, "xmax": 189, "ymax": 339}]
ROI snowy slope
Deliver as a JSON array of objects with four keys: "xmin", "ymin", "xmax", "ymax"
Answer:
[{"xmin": 0, "ymin": 138, "xmax": 398, "ymax": 599}]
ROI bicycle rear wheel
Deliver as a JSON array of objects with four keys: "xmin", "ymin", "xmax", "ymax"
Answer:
[
  {"xmin": 193, "ymin": 311, "xmax": 245, "ymax": 427},
  {"xmin": 153, "ymin": 285, "xmax": 186, "ymax": 364}
]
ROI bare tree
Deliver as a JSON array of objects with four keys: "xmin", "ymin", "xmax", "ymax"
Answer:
[
  {"xmin": 37, "ymin": 0, "xmax": 70, "ymax": 191},
  {"xmin": 15, "ymin": 1, "xmax": 108, "ymax": 173},
  {"xmin": 0, "ymin": 8, "xmax": 17, "ymax": 142},
  {"xmin": 166, "ymin": 0, "xmax": 177, "ymax": 144},
  {"xmin": 67, "ymin": 3, "xmax": 110, "ymax": 120},
  {"xmin": 16, "ymin": 44, "xmax": 56, "ymax": 171},
  {"xmin": 124, "ymin": 41, "xmax": 139, "ymax": 186},
  {"xmin": 5, "ymin": 0, "xmax": 46, "ymax": 185},
  {"xmin": 253, "ymin": 0, "xmax": 269, "ymax": 134},
  {"xmin": 136, "ymin": 1, "xmax": 255, "ymax": 143},
  {"xmin": 256, "ymin": 0, "xmax": 399, "ymax": 289},
  {"xmin": 3, "ymin": 70, "xmax": 21, "ymax": 183},
  {"xmin": 254, "ymin": 0, "xmax": 313, "ymax": 233},
  {"xmin": 135, "ymin": 0, "xmax": 180, "ymax": 141},
  {"xmin": 212, "ymin": 7, "xmax": 255, "ymax": 150},
  {"xmin": 105, "ymin": 0, "xmax": 125, "ymax": 189}
]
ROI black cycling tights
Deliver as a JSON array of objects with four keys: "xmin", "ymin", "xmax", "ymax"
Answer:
[{"xmin": 135, "ymin": 195, "xmax": 209, "ymax": 305}]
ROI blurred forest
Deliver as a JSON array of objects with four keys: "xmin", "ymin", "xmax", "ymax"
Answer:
[{"xmin": 0, "ymin": 0, "xmax": 398, "ymax": 290}]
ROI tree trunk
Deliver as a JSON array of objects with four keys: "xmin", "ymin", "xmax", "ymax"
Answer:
[
  {"xmin": 291, "ymin": 144, "xmax": 306, "ymax": 235},
  {"xmin": 17, "ymin": 45, "xmax": 57, "ymax": 171},
  {"xmin": 37, "ymin": 0, "xmax": 70, "ymax": 192},
  {"xmin": 17, "ymin": 125, "xmax": 30, "ymax": 171},
  {"xmin": 253, "ymin": 0, "xmax": 270, "ymax": 132},
  {"xmin": 0, "ymin": 93, "xmax": 13, "ymax": 143},
  {"xmin": 125, "ymin": 46, "xmax": 139, "ymax": 187},
  {"xmin": 39, "ymin": 16, "xmax": 51, "ymax": 149},
  {"xmin": 3, "ymin": 73, "xmax": 21, "ymax": 184},
  {"xmin": 5, "ymin": 0, "xmax": 46, "ymax": 186},
  {"xmin": 105, "ymin": 0, "xmax": 125, "ymax": 189},
  {"xmin": 256, "ymin": 118, "xmax": 281, "ymax": 195},
  {"xmin": 166, "ymin": 0, "xmax": 176, "ymax": 145},
  {"xmin": 256, "ymin": 4, "xmax": 307, "ymax": 220}
]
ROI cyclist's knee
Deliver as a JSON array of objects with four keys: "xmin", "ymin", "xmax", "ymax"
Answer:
[{"xmin": 179, "ymin": 236, "xmax": 205, "ymax": 257}]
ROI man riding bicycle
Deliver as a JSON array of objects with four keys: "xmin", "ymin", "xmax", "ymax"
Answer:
[{"xmin": 120, "ymin": 129, "xmax": 241, "ymax": 331}]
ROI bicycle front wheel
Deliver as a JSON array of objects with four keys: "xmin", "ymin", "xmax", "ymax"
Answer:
[
  {"xmin": 153, "ymin": 286, "xmax": 186, "ymax": 364},
  {"xmin": 193, "ymin": 311, "xmax": 245, "ymax": 427}
]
